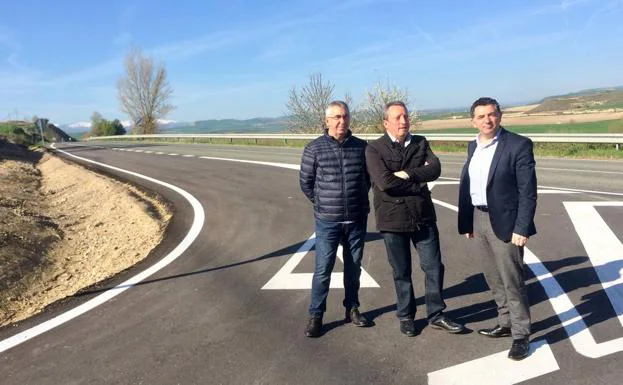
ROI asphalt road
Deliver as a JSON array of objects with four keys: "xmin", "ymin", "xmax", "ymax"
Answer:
[{"xmin": 1, "ymin": 141, "xmax": 622, "ymax": 385}]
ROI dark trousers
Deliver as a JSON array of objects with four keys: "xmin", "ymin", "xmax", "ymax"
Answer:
[
  {"xmin": 381, "ymin": 223, "xmax": 446, "ymax": 321},
  {"xmin": 474, "ymin": 209, "xmax": 531, "ymax": 338},
  {"xmin": 309, "ymin": 217, "xmax": 367, "ymax": 318}
]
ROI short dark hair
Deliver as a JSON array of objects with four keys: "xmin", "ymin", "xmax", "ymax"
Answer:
[
  {"xmin": 383, "ymin": 101, "xmax": 408, "ymax": 120},
  {"xmin": 325, "ymin": 100, "xmax": 350, "ymax": 117},
  {"xmin": 470, "ymin": 97, "xmax": 501, "ymax": 118}
]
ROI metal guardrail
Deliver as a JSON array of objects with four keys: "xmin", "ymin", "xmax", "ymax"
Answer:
[{"xmin": 87, "ymin": 133, "xmax": 623, "ymax": 144}]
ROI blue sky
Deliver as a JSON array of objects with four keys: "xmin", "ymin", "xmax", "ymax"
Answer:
[{"xmin": 1, "ymin": 0, "xmax": 622, "ymax": 124}]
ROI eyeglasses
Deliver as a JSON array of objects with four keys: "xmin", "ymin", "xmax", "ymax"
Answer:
[{"xmin": 327, "ymin": 114, "xmax": 349, "ymax": 120}]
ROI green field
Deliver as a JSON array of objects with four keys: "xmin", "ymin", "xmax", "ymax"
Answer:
[
  {"xmin": 417, "ymin": 119, "xmax": 623, "ymax": 134},
  {"xmin": 418, "ymin": 111, "xmax": 468, "ymax": 121}
]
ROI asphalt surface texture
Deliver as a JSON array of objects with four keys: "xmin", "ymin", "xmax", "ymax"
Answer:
[{"xmin": 1, "ymin": 141, "xmax": 622, "ymax": 385}]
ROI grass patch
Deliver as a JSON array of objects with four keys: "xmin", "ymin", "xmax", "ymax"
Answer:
[{"xmin": 0, "ymin": 122, "xmax": 41, "ymax": 147}]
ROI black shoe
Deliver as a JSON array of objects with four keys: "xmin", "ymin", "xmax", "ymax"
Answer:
[
  {"xmin": 345, "ymin": 308, "xmax": 370, "ymax": 327},
  {"xmin": 430, "ymin": 316, "xmax": 465, "ymax": 334},
  {"xmin": 478, "ymin": 325, "xmax": 512, "ymax": 338},
  {"xmin": 508, "ymin": 337, "xmax": 530, "ymax": 360},
  {"xmin": 399, "ymin": 319, "xmax": 417, "ymax": 337},
  {"xmin": 305, "ymin": 317, "xmax": 323, "ymax": 338}
]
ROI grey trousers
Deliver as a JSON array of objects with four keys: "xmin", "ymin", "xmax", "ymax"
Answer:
[{"xmin": 474, "ymin": 209, "xmax": 531, "ymax": 339}]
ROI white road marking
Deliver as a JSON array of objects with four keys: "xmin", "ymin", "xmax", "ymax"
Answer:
[
  {"xmin": 563, "ymin": 202, "xmax": 623, "ymax": 344},
  {"xmin": 155, "ymin": 152, "xmax": 165, "ymax": 155},
  {"xmin": 428, "ymin": 340, "xmax": 559, "ymax": 385},
  {"xmin": 426, "ymin": 199, "xmax": 560, "ymax": 384},
  {"xmin": 199, "ymin": 156, "xmax": 300, "ymax": 170},
  {"xmin": 538, "ymin": 185, "xmax": 623, "ymax": 197},
  {"xmin": 143, "ymin": 151, "xmax": 153, "ymax": 154},
  {"xmin": 538, "ymin": 166, "xmax": 623, "ymax": 175},
  {"xmin": 261, "ymin": 234, "xmax": 379, "ymax": 290},
  {"xmin": 183, "ymin": 154, "xmax": 195, "ymax": 158},
  {"xmin": 0, "ymin": 145, "xmax": 206, "ymax": 354},
  {"xmin": 527, "ymin": 243, "xmax": 623, "ymax": 359},
  {"xmin": 168, "ymin": 153, "xmax": 179, "ymax": 156},
  {"xmin": 442, "ymin": 161, "xmax": 623, "ymax": 175},
  {"xmin": 538, "ymin": 190, "xmax": 580, "ymax": 194}
]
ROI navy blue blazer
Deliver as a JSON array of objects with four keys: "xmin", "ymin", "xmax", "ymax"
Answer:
[{"xmin": 458, "ymin": 127, "xmax": 537, "ymax": 242}]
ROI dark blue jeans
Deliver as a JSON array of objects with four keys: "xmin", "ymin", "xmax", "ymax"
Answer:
[
  {"xmin": 381, "ymin": 223, "xmax": 446, "ymax": 321},
  {"xmin": 309, "ymin": 217, "xmax": 368, "ymax": 318}
]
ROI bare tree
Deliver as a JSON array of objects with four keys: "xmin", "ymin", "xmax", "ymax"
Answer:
[
  {"xmin": 286, "ymin": 73, "xmax": 335, "ymax": 133},
  {"xmin": 356, "ymin": 81, "xmax": 419, "ymax": 133},
  {"xmin": 117, "ymin": 48, "xmax": 174, "ymax": 134}
]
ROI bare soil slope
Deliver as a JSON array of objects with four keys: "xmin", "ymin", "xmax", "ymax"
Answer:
[{"xmin": 0, "ymin": 143, "xmax": 171, "ymax": 327}]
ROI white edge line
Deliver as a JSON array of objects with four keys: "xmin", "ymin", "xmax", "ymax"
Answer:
[
  {"xmin": 538, "ymin": 184, "xmax": 623, "ymax": 197},
  {"xmin": 0, "ymin": 144, "xmax": 206, "ymax": 354}
]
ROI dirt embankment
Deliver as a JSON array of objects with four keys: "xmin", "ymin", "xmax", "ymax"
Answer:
[{"xmin": 0, "ymin": 143, "xmax": 171, "ymax": 327}]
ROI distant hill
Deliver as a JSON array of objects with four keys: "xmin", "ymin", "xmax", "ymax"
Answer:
[
  {"xmin": 163, "ymin": 117, "xmax": 288, "ymax": 134},
  {"xmin": 529, "ymin": 87, "xmax": 623, "ymax": 113}
]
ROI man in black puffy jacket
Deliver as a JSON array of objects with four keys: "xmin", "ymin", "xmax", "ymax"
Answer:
[
  {"xmin": 366, "ymin": 101, "xmax": 464, "ymax": 337},
  {"xmin": 299, "ymin": 100, "xmax": 371, "ymax": 338}
]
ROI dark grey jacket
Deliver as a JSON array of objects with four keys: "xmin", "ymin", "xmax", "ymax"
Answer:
[
  {"xmin": 299, "ymin": 130, "xmax": 370, "ymax": 222},
  {"xmin": 366, "ymin": 133, "xmax": 441, "ymax": 232}
]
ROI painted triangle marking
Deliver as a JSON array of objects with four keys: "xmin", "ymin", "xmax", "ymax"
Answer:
[{"xmin": 262, "ymin": 233, "xmax": 380, "ymax": 290}]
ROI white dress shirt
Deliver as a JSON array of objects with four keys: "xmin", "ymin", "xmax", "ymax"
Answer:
[{"xmin": 468, "ymin": 130, "xmax": 500, "ymax": 207}]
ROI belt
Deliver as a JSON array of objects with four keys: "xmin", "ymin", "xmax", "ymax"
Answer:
[{"xmin": 475, "ymin": 205, "xmax": 489, "ymax": 212}]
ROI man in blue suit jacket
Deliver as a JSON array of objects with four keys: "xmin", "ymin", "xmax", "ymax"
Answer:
[{"xmin": 458, "ymin": 97, "xmax": 537, "ymax": 360}]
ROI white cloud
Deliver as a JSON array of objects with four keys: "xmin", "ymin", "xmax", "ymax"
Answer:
[{"xmin": 68, "ymin": 121, "xmax": 92, "ymax": 128}]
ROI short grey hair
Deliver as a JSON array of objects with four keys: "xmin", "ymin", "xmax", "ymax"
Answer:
[
  {"xmin": 325, "ymin": 100, "xmax": 350, "ymax": 118},
  {"xmin": 383, "ymin": 101, "xmax": 408, "ymax": 120}
]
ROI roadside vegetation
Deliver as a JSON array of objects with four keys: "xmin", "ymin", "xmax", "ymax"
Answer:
[
  {"xmin": 83, "ymin": 111, "xmax": 126, "ymax": 139},
  {"xmin": 0, "ymin": 121, "xmax": 42, "ymax": 147}
]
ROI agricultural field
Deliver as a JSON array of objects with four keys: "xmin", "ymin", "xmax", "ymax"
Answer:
[
  {"xmin": 420, "ymin": 111, "xmax": 623, "ymax": 130},
  {"xmin": 418, "ymin": 119, "xmax": 623, "ymax": 134}
]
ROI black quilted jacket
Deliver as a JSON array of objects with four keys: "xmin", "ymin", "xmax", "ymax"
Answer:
[{"xmin": 299, "ymin": 130, "xmax": 370, "ymax": 222}]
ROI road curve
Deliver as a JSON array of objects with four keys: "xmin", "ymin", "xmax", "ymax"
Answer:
[{"xmin": 1, "ymin": 142, "xmax": 622, "ymax": 385}]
